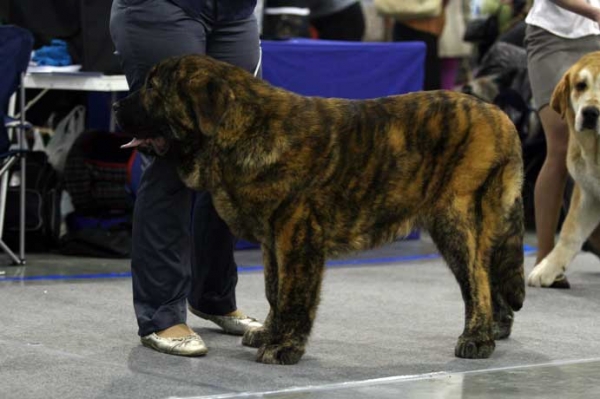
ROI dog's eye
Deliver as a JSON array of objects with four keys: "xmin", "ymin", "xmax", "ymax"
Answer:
[{"xmin": 575, "ymin": 81, "xmax": 588, "ymax": 92}]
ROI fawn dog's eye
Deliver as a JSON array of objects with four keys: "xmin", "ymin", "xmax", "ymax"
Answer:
[{"xmin": 575, "ymin": 81, "xmax": 588, "ymax": 92}]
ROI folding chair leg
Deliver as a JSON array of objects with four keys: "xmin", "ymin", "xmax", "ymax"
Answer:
[
  {"xmin": 0, "ymin": 157, "xmax": 22, "ymax": 265},
  {"xmin": 0, "ymin": 158, "xmax": 14, "ymax": 233},
  {"xmin": 0, "ymin": 72, "xmax": 28, "ymax": 265},
  {"xmin": 0, "ymin": 156, "xmax": 18, "ymax": 231},
  {"xmin": 0, "ymin": 239, "xmax": 21, "ymax": 265},
  {"xmin": 19, "ymin": 72, "xmax": 26, "ymax": 262}
]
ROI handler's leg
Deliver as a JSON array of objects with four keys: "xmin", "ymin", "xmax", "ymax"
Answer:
[
  {"xmin": 187, "ymin": 11, "xmax": 263, "ymax": 334},
  {"xmin": 110, "ymin": 0, "xmax": 209, "ymax": 355},
  {"xmin": 534, "ymin": 106, "xmax": 569, "ymax": 265},
  {"xmin": 131, "ymin": 158, "xmax": 195, "ymax": 333}
]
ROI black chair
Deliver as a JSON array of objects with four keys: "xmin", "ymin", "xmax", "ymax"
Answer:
[{"xmin": 0, "ymin": 25, "xmax": 34, "ymax": 264}]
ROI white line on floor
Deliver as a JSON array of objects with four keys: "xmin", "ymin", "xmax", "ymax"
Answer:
[{"xmin": 167, "ymin": 357, "xmax": 600, "ymax": 399}]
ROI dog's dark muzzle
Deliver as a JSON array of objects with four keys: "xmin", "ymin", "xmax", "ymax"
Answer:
[
  {"xmin": 112, "ymin": 90, "xmax": 154, "ymax": 135},
  {"xmin": 112, "ymin": 90, "xmax": 173, "ymax": 155},
  {"xmin": 581, "ymin": 106, "xmax": 600, "ymax": 130}
]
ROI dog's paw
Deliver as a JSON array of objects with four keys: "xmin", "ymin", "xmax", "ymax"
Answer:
[
  {"xmin": 256, "ymin": 343, "xmax": 305, "ymax": 365},
  {"xmin": 502, "ymin": 274, "xmax": 525, "ymax": 311},
  {"xmin": 527, "ymin": 259, "xmax": 565, "ymax": 288},
  {"xmin": 455, "ymin": 336, "xmax": 495, "ymax": 359},
  {"xmin": 242, "ymin": 327, "xmax": 269, "ymax": 348},
  {"xmin": 493, "ymin": 314, "xmax": 514, "ymax": 340}
]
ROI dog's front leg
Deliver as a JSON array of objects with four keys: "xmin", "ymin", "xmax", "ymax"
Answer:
[
  {"xmin": 528, "ymin": 184, "xmax": 600, "ymax": 287},
  {"xmin": 254, "ymin": 210, "xmax": 325, "ymax": 365},
  {"xmin": 242, "ymin": 245, "xmax": 277, "ymax": 349}
]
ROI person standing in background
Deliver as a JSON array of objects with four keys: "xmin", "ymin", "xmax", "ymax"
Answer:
[
  {"xmin": 262, "ymin": 0, "xmax": 310, "ymax": 39},
  {"xmin": 261, "ymin": 0, "xmax": 365, "ymax": 41},
  {"xmin": 439, "ymin": 0, "xmax": 472, "ymax": 90},
  {"xmin": 392, "ymin": 0, "xmax": 450, "ymax": 90},
  {"xmin": 525, "ymin": 0, "xmax": 600, "ymax": 288},
  {"xmin": 307, "ymin": 0, "xmax": 366, "ymax": 41}
]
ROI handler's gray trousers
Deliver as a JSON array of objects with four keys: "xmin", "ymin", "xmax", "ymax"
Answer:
[{"xmin": 110, "ymin": 0, "xmax": 261, "ymax": 336}]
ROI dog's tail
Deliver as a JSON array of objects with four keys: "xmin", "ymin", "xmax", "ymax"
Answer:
[{"xmin": 489, "ymin": 158, "xmax": 526, "ymax": 312}]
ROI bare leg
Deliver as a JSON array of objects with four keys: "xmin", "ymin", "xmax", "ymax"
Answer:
[{"xmin": 534, "ymin": 106, "xmax": 569, "ymax": 263}]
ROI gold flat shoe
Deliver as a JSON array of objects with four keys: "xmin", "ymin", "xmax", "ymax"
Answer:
[
  {"xmin": 189, "ymin": 306, "xmax": 262, "ymax": 336},
  {"xmin": 140, "ymin": 332, "xmax": 208, "ymax": 357}
]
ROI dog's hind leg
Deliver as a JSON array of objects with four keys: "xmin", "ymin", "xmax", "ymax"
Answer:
[
  {"xmin": 528, "ymin": 184, "xmax": 600, "ymax": 287},
  {"xmin": 429, "ymin": 200, "xmax": 495, "ymax": 359},
  {"xmin": 489, "ymin": 196, "xmax": 525, "ymax": 340},
  {"xmin": 254, "ymin": 204, "xmax": 325, "ymax": 365}
]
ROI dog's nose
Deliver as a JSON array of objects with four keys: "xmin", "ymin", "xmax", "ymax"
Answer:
[
  {"xmin": 462, "ymin": 84, "xmax": 473, "ymax": 95},
  {"xmin": 582, "ymin": 106, "xmax": 600, "ymax": 129}
]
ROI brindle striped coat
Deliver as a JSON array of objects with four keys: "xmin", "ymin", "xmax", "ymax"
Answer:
[{"xmin": 114, "ymin": 55, "xmax": 525, "ymax": 365}]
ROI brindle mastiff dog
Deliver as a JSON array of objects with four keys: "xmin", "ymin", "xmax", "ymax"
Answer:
[{"xmin": 114, "ymin": 54, "xmax": 525, "ymax": 365}]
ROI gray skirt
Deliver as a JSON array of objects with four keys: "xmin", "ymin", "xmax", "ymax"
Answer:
[{"xmin": 525, "ymin": 24, "xmax": 600, "ymax": 111}]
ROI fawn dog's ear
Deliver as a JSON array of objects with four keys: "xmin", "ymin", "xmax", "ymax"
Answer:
[{"xmin": 550, "ymin": 70, "xmax": 571, "ymax": 120}]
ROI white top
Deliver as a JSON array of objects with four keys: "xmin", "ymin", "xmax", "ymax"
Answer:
[{"xmin": 526, "ymin": 0, "xmax": 600, "ymax": 38}]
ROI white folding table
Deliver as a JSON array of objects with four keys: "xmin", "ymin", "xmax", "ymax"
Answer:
[{"xmin": 13, "ymin": 72, "xmax": 129, "ymax": 131}]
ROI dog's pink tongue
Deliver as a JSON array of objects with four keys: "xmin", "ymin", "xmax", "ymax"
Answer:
[{"xmin": 121, "ymin": 138, "xmax": 144, "ymax": 148}]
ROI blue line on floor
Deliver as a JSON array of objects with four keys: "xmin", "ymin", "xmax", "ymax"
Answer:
[
  {"xmin": 236, "ymin": 253, "xmax": 443, "ymax": 273},
  {"xmin": 237, "ymin": 243, "xmax": 537, "ymax": 271},
  {"xmin": 0, "ymin": 271, "xmax": 133, "ymax": 282},
  {"xmin": 0, "ymin": 245, "xmax": 537, "ymax": 282}
]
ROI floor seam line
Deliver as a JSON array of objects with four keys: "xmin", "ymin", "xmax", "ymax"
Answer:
[{"xmin": 166, "ymin": 357, "xmax": 600, "ymax": 399}]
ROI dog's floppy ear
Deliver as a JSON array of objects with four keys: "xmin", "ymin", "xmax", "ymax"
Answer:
[
  {"xmin": 191, "ymin": 76, "xmax": 235, "ymax": 136},
  {"xmin": 550, "ymin": 71, "xmax": 570, "ymax": 119}
]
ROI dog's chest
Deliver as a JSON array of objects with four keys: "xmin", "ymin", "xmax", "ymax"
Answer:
[
  {"xmin": 211, "ymin": 189, "xmax": 267, "ymax": 243},
  {"xmin": 568, "ymin": 154, "xmax": 600, "ymax": 198}
]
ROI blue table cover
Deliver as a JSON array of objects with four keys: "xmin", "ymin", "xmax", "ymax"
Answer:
[{"xmin": 261, "ymin": 39, "xmax": 426, "ymax": 98}]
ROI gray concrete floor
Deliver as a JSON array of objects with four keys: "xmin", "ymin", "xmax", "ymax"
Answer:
[{"xmin": 2, "ymin": 233, "xmax": 600, "ymax": 399}]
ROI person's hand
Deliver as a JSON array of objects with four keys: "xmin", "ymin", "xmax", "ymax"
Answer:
[{"xmin": 593, "ymin": 7, "xmax": 600, "ymax": 25}]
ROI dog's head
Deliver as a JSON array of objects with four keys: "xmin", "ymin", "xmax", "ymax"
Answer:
[
  {"xmin": 462, "ymin": 69, "xmax": 518, "ymax": 103},
  {"xmin": 113, "ymin": 55, "xmax": 238, "ymax": 155},
  {"xmin": 551, "ymin": 51, "xmax": 600, "ymax": 134}
]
